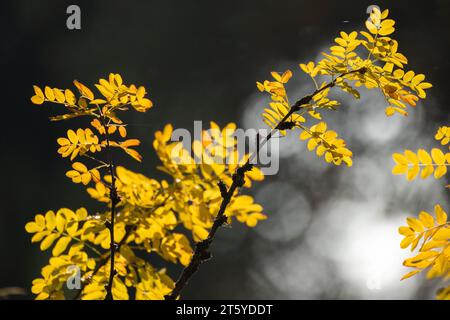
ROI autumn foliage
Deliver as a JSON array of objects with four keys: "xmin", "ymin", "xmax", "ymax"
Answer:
[
  {"xmin": 25, "ymin": 7, "xmax": 443, "ymax": 300},
  {"xmin": 392, "ymin": 127, "xmax": 450, "ymax": 299}
]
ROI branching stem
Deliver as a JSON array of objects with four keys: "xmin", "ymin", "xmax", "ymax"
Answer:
[
  {"xmin": 100, "ymin": 114, "xmax": 120, "ymax": 300},
  {"xmin": 165, "ymin": 67, "xmax": 366, "ymax": 300}
]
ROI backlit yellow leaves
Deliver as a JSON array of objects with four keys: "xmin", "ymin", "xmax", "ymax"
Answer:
[
  {"xmin": 57, "ymin": 128, "xmax": 101, "ymax": 160},
  {"xmin": 300, "ymin": 62, "xmax": 320, "ymax": 77},
  {"xmin": 229, "ymin": 195, "xmax": 267, "ymax": 227},
  {"xmin": 256, "ymin": 7, "xmax": 430, "ymax": 175},
  {"xmin": 152, "ymin": 122, "xmax": 265, "ymax": 241},
  {"xmin": 394, "ymin": 128, "xmax": 450, "ymax": 299},
  {"xmin": 160, "ymin": 233, "xmax": 193, "ymax": 267},
  {"xmin": 31, "ymin": 86, "xmax": 76, "ymax": 105},
  {"xmin": 28, "ymin": 119, "xmax": 266, "ymax": 300},
  {"xmin": 31, "ymin": 242, "xmax": 96, "ymax": 300},
  {"xmin": 435, "ymin": 126, "xmax": 450, "ymax": 147},
  {"xmin": 392, "ymin": 149, "xmax": 450, "ymax": 180},
  {"xmin": 26, "ymin": 7, "xmax": 435, "ymax": 300},
  {"xmin": 74, "ymin": 80, "xmax": 94, "ymax": 101},
  {"xmin": 390, "ymin": 69, "xmax": 432, "ymax": 100},
  {"xmin": 398, "ymin": 205, "xmax": 450, "ymax": 285},
  {"xmin": 313, "ymin": 7, "xmax": 431, "ymax": 117},
  {"xmin": 25, "ymin": 208, "xmax": 88, "ymax": 256},
  {"xmin": 331, "ymin": 31, "xmax": 360, "ymax": 59},
  {"xmin": 379, "ymin": 18, "xmax": 395, "ymax": 36},
  {"xmin": 112, "ymin": 277, "xmax": 129, "ymax": 300},
  {"xmin": 365, "ymin": 8, "xmax": 393, "ymax": 36},
  {"xmin": 299, "ymin": 122, "xmax": 353, "ymax": 166},
  {"xmin": 66, "ymin": 162, "xmax": 101, "ymax": 185},
  {"xmin": 32, "ymin": 74, "xmax": 153, "ymax": 124},
  {"xmin": 33, "ymin": 76, "xmax": 150, "ymax": 198},
  {"xmin": 263, "ymin": 100, "xmax": 305, "ymax": 132},
  {"xmin": 257, "ymin": 70, "xmax": 295, "ymax": 132},
  {"xmin": 93, "ymin": 74, "xmax": 153, "ymax": 112},
  {"xmin": 31, "ymin": 86, "xmax": 45, "ymax": 104},
  {"xmin": 82, "ymin": 281, "xmax": 106, "ymax": 300},
  {"xmin": 270, "ymin": 70, "xmax": 292, "ymax": 84},
  {"xmin": 28, "ymin": 74, "xmax": 165, "ymax": 300},
  {"xmin": 362, "ymin": 8, "xmax": 432, "ymax": 117}
]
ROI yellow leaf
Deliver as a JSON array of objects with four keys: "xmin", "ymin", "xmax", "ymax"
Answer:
[
  {"xmin": 67, "ymin": 130, "xmax": 78, "ymax": 144},
  {"xmin": 407, "ymin": 165, "xmax": 419, "ymax": 181},
  {"xmin": 66, "ymin": 220, "xmax": 78, "ymax": 236},
  {"xmin": 65, "ymin": 89, "xmax": 77, "ymax": 105},
  {"xmin": 90, "ymin": 99, "xmax": 107, "ymax": 104},
  {"xmin": 33, "ymin": 85, "xmax": 44, "ymax": 99},
  {"xmin": 72, "ymin": 162, "xmax": 87, "ymax": 173},
  {"xmin": 193, "ymin": 226, "xmax": 209, "ymax": 242},
  {"xmin": 56, "ymin": 213, "xmax": 66, "ymax": 233},
  {"xmin": 417, "ymin": 149, "xmax": 432, "ymax": 165},
  {"xmin": 400, "ymin": 235, "xmax": 414, "ymax": 249},
  {"xmin": 280, "ymin": 70, "xmax": 292, "ymax": 83},
  {"xmin": 419, "ymin": 211, "xmax": 434, "ymax": 228},
  {"xmin": 299, "ymin": 63, "xmax": 309, "ymax": 74},
  {"xmin": 432, "ymin": 228, "xmax": 450, "ymax": 241},
  {"xmin": 53, "ymin": 89, "xmax": 65, "ymax": 103},
  {"xmin": 400, "ymin": 270, "xmax": 420, "ymax": 281},
  {"xmin": 404, "ymin": 150, "xmax": 418, "ymax": 164},
  {"xmin": 25, "ymin": 222, "xmax": 41, "ymax": 233},
  {"xmin": 420, "ymin": 165, "xmax": 434, "ymax": 179},
  {"xmin": 45, "ymin": 210, "xmax": 56, "ymax": 231},
  {"xmin": 82, "ymin": 283, "xmax": 106, "ymax": 300},
  {"xmin": 385, "ymin": 107, "xmax": 395, "ymax": 116},
  {"xmin": 73, "ymin": 80, "xmax": 94, "ymax": 100},
  {"xmin": 403, "ymin": 71, "xmax": 415, "ymax": 82},
  {"xmin": 435, "ymin": 204, "xmax": 447, "ymax": 225},
  {"xmin": 112, "ymin": 277, "xmax": 129, "ymax": 300},
  {"xmin": 398, "ymin": 226, "xmax": 414, "ymax": 236},
  {"xmin": 379, "ymin": 26, "xmax": 395, "ymax": 36},
  {"xmin": 392, "ymin": 153, "xmax": 407, "ymax": 165},
  {"xmin": 44, "ymin": 86, "xmax": 55, "ymax": 101},
  {"xmin": 270, "ymin": 72, "xmax": 282, "ymax": 82},
  {"xmin": 431, "ymin": 148, "xmax": 445, "ymax": 165},
  {"xmin": 365, "ymin": 20, "xmax": 378, "ymax": 34},
  {"xmin": 392, "ymin": 164, "xmax": 407, "ymax": 175},
  {"xmin": 40, "ymin": 233, "xmax": 58, "ymax": 251},
  {"xmin": 81, "ymin": 172, "xmax": 91, "ymax": 185},
  {"xmin": 434, "ymin": 165, "xmax": 447, "ymax": 179},
  {"xmin": 52, "ymin": 236, "xmax": 71, "ymax": 256},
  {"xmin": 418, "ymin": 82, "xmax": 432, "ymax": 90},
  {"xmin": 411, "ymin": 74, "xmax": 425, "ymax": 86},
  {"xmin": 407, "ymin": 217, "xmax": 424, "ymax": 232},
  {"xmin": 307, "ymin": 139, "xmax": 318, "ymax": 151},
  {"xmin": 31, "ymin": 95, "xmax": 44, "ymax": 105}
]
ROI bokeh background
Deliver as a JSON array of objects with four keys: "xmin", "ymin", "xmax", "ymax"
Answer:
[{"xmin": 1, "ymin": 0, "xmax": 449, "ymax": 299}]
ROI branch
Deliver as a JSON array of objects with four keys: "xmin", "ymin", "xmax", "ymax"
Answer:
[
  {"xmin": 73, "ymin": 225, "xmax": 134, "ymax": 300},
  {"xmin": 99, "ymin": 114, "xmax": 121, "ymax": 301},
  {"xmin": 165, "ymin": 67, "xmax": 366, "ymax": 300}
]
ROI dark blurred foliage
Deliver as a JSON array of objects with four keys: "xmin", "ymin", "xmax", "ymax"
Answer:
[{"xmin": 0, "ymin": 0, "xmax": 449, "ymax": 299}]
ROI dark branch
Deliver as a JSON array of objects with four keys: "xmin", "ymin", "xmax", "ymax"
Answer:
[
  {"xmin": 164, "ymin": 67, "xmax": 366, "ymax": 300},
  {"xmin": 99, "ymin": 115, "xmax": 120, "ymax": 300}
]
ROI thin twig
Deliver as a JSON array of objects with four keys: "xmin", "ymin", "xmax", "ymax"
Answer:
[
  {"xmin": 165, "ymin": 67, "xmax": 366, "ymax": 300},
  {"xmin": 99, "ymin": 114, "xmax": 121, "ymax": 300}
]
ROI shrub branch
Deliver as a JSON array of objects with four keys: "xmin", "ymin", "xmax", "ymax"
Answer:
[
  {"xmin": 165, "ymin": 67, "xmax": 366, "ymax": 300},
  {"xmin": 100, "ymin": 114, "xmax": 120, "ymax": 300}
]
